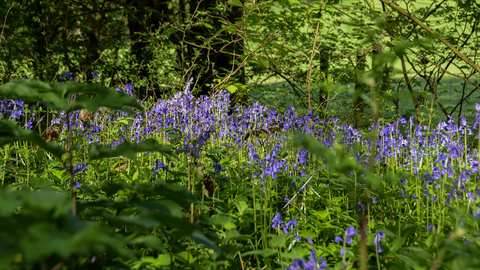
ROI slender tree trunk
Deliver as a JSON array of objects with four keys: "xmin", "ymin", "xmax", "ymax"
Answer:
[{"xmin": 354, "ymin": 53, "xmax": 366, "ymax": 128}]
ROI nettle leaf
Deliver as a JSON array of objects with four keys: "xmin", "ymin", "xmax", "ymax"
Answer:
[
  {"xmin": 0, "ymin": 80, "xmax": 68, "ymax": 110},
  {"xmin": 88, "ymin": 138, "xmax": 172, "ymax": 161},
  {"xmin": 0, "ymin": 120, "xmax": 65, "ymax": 159},
  {"xmin": 64, "ymin": 82, "xmax": 142, "ymax": 114},
  {"xmin": 0, "ymin": 80, "xmax": 142, "ymax": 114}
]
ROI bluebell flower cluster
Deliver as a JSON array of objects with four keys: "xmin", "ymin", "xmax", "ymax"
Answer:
[
  {"xmin": 3, "ymin": 73, "xmax": 480, "ymax": 221},
  {"xmin": 271, "ymin": 212, "xmax": 301, "ymax": 241},
  {"xmin": 65, "ymin": 163, "xmax": 88, "ymax": 176},
  {"xmin": 374, "ymin": 230, "xmax": 386, "ymax": 253},
  {"xmin": 285, "ymin": 236, "xmax": 327, "ymax": 270}
]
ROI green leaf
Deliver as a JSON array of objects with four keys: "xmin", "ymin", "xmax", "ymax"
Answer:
[
  {"xmin": 191, "ymin": 230, "xmax": 219, "ymax": 252},
  {"xmin": 396, "ymin": 254, "xmax": 423, "ymax": 270},
  {"xmin": 227, "ymin": 85, "xmax": 237, "ymax": 94},
  {"xmin": 269, "ymin": 234, "xmax": 286, "ymax": 248},
  {"xmin": 228, "ymin": 0, "xmax": 243, "ymax": 7},
  {"xmin": 0, "ymin": 80, "xmax": 142, "ymax": 114},
  {"xmin": 211, "ymin": 215, "xmax": 236, "ymax": 229},
  {"xmin": 312, "ymin": 210, "xmax": 330, "ymax": 220},
  {"xmin": 242, "ymin": 249, "xmax": 277, "ymax": 257},
  {"xmin": 225, "ymin": 229, "xmax": 249, "ymax": 242},
  {"xmin": 288, "ymin": 0, "xmax": 301, "ymax": 5},
  {"xmin": 88, "ymin": 138, "xmax": 171, "ymax": 161},
  {"xmin": 0, "ymin": 120, "xmax": 65, "ymax": 159},
  {"xmin": 114, "ymin": 117, "xmax": 134, "ymax": 125},
  {"xmin": 140, "ymin": 254, "xmax": 172, "ymax": 266},
  {"xmin": 108, "ymin": 215, "xmax": 159, "ymax": 229},
  {"xmin": 390, "ymin": 237, "xmax": 406, "ymax": 253},
  {"xmin": 257, "ymin": 56, "xmax": 270, "ymax": 70},
  {"xmin": 29, "ymin": 177, "xmax": 53, "ymax": 190}
]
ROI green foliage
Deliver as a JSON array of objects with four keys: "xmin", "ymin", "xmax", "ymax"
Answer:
[{"xmin": 0, "ymin": 80, "xmax": 218, "ymax": 269}]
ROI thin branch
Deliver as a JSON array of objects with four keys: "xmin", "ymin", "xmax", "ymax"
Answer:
[
  {"xmin": 0, "ymin": 7, "xmax": 12, "ymax": 44},
  {"xmin": 380, "ymin": 0, "xmax": 480, "ymax": 74}
]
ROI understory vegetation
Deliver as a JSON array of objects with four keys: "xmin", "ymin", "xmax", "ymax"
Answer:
[
  {"xmin": 1, "ymin": 0, "xmax": 480, "ymax": 269},
  {"xmin": 2, "ymin": 77, "xmax": 480, "ymax": 269}
]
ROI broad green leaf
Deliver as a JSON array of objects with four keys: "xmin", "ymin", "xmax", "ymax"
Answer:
[
  {"xmin": 257, "ymin": 56, "xmax": 270, "ymax": 70},
  {"xmin": 269, "ymin": 234, "xmax": 286, "ymax": 248},
  {"xmin": 242, "ymin": 249, "xmax": 277, "ymax": 257},
  {"xmin": 29, "ymin": 177, "xmax": 53, "ymax": 190},
  {"xmin": 396, "ymin": 254, "xmax": 423, "ymax": 270},
  {"xmin": 211, "ymin": 215, "xmax": 236, "ymax": 229},
  {"xmin": 228, "ymin": 0, "xmax": 243, "ymax": 7},
  {"xmin": 225, "ymin": 229, "xmax": 249, "ymax": 242},
  {"xmin": 0, "ymin": 120, "xmax": 65, "ymax": 159},
  {"xmin": 191, "ymin": 230, "xmax": 219, "ymax": 252},
  {"xmin": 0, "ymin": 80, "xmax": 142, "ymax": 114},
  {"xmin": 227, "ymin": 85, "xmax": 237, "ymax": 94},
  {"xmin": 312, "ymin": 210, "xmax": 330, "ymax": 220},
  {"xmin": 107, "ymin": 215, "xmax": 159, "ymax": 229},
  {"xmin": 390, "ymin": 237, "xmax": 406, "ymax": 253},
  {"xmin": 140, "ymin": 254, "xmax": 172, "ymax": 266},
  {"xmin": 88, "ymin": 138, "xmax": 171, "ymax": 161},
  {"xmin": 113, "ymin": 117, "xmax": 134, "ymax": 125}
]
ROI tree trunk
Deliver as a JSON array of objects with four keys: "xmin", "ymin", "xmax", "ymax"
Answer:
[{"xmin": 354, "ymin": 53, "xmax": 366, "ymax": 128}]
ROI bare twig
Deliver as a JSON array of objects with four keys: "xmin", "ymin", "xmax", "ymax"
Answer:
[
  {"xmin": 83, "ymin": 49, "xmax": 108, "ymax": 79},
  {"xmin": 0, "ymin": 7, "xmax": 11, "ymax": 44},
  {"xmin": 212, "ymin": 31, "xmax": 281, "ymax": 93},
  {"xmin": 307, "ymin": 19, "xmax": 322, "ymax": 111},
  {"xmin": 380, "ymin": 0, "xmax": 480, "ymax": 74}
]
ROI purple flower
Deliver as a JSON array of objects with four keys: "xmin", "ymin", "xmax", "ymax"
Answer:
[
  {"xmin": 66, "ymin": 163, "xmax": 88, "ymax": 176},
  {"xmin": 374, "ymin": 230, "xmax": 385, "ymax": 245},
  {"xmin": 334, "ymin": 236, "xmax": 343, "ymax": 243},
  {"xmin": 307, "ymin": 235, "xmax": 314, "ymax": 246},
  {"xmin": 272, "ymin": 212, "xmax": 283, "ymax": 229},
  {"xmin": 151, "ymin": 160, "xmax": 167, "ymax": 175},
  {"xmin": 346, "ymin": 226, "xmax": 357, "ymax": 237},
  {"xmin": 68, "ymin": 182, "xmax": 82, "ymax": 190}
]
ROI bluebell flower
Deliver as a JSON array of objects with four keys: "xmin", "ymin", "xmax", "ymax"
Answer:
[
  {"xmin": 334, "ymin": 236, "xmax": 343, "ymax": 243},
  {"xmin": 374, "ymin": 230, "xmax": 385, "ymax": 253},
  {"xmin": 66, "ymin": 163, "xmax": 88, "ymax": 176},
  {"xmin": 272, "ymin": 212, "xmax": 283, "ymax": 229},
  {"xmin": 68, "ymin": 182, "xmax": 82, "ymax": 190},
  {"xmin": 307, "ymin": 235, "xmax": 313, "ymax": 246}
]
